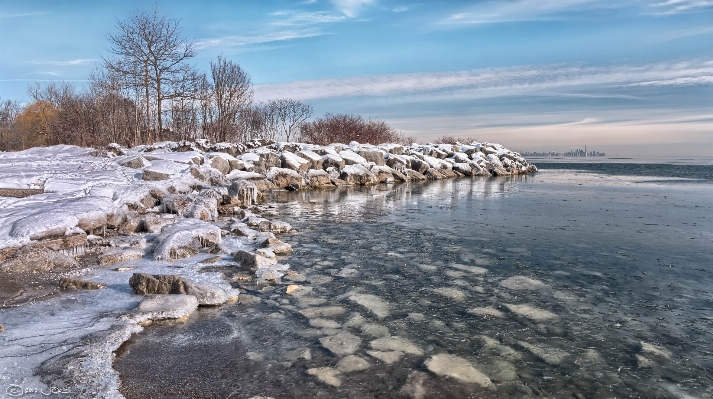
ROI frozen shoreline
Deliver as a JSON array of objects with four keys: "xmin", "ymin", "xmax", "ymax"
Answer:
[{"xmin": 0, "ymin": 139, "xmax": 535, "ymax": 398}]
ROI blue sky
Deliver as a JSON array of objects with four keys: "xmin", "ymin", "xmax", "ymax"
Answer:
[{"xmin": 1, "ymin": 0, "xmax": 712, "ymax": 155}]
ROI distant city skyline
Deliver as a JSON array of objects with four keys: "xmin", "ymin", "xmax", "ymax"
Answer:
[{"xmin": 1, "ymin": 0, "xmax": 711, "ymax": 155}]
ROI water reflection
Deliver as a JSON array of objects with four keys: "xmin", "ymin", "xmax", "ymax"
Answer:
[{"xmin": 116, "ymin": 174, "xmax": 713, "ymax": 399}]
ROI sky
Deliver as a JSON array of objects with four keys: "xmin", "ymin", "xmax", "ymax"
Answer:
[{"xmin": 0, "ymin": 0, "xmax": 712, "ymax": 155}]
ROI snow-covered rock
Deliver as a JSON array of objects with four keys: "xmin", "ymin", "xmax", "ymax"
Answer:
[{"xmin": 152, "ymin": 219, "xmax": 221, "ymax": 261}]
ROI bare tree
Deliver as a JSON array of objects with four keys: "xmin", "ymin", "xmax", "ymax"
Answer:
[
  {"xmin": 209, "ymin": 55, "xmax": 252, "ymax": 142},
  {"xmin": 0, "ymin": 97, "xmax": 22, "ymax": 150},
  {"xmin": 104, "ymin": 7, "xmax": 195, "ymax": 143},
  {"xmin": 260, "ymin": 99, "xmax": 312, "ymax": 142}
]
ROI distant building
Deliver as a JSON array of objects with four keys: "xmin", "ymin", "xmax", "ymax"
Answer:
[{"xmin": 520, "ymin": 148, "xmax": 605, "ymax": 157}]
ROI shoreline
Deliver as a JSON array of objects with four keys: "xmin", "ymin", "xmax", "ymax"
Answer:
[{"xmin": 0, "ymin": 140, "xmax": 536, "ymax": 398}]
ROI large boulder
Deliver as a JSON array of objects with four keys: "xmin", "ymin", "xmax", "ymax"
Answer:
[
  {"xmin": 341, "ymin": 164, "xmax": 378, "ymax": 185},
  {"xmin": 322, "ymin": 153, "xmax": 345, "ymax": 170},
  {"xmin": 267, "ymin": 167, "xmax": 304, "ymax": 190},
  {"xmin": 281, "ymin": 151, "xmax": 311, "ymax": 173},
  {"xmin": 408, "ymin": 158, "xmax": 430, "ymax": 174},
  {"xmin": 153, "ymin": 219, "xmax": 221, "ymax": 261},
  {"xmin": 297, "ymin": 150, "xmax": 323, "ymax": 170},
  {"xmin": 340, "ymin": 150, "xmax": 368, "ymax": 166},
  {"xmin": 142, "ymin": 160, "xmax": 189, "ymax": 181},
  {"xmin": 118, "ymin": 156, "xmax": 150, "ymax": 169},
  {"xmin": 209, "ymin": 155, "xmax": 231, "ymax": 175},
  {"xmin": 306, "ymin": 170, "xmax": 333, "ymax": 188},
  {"xmin": 129, "ymin": 273, "xmax": 192, "ymax": 295},
  {"xmin": 452, "ymin": 163, "xmax": 473, "ymax": 176},
  {"xmin": 370, "ymin": 165, "xmax": 395, "ymax": 184},
  {"xmin": 0, "ymin": 247, "xmax": 79, "ymax": 274},
  {"xmin": 359, "ymin": 150, "xmax": 386, "ymax": 166}
]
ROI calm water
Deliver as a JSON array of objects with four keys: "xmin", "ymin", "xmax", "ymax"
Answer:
[{"xmin": 115, "ymin": 164, "xmax": 713, "ymax": 399}]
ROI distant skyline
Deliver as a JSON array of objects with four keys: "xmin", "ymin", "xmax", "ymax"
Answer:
[{"xmin": 1, "ymin": 0, "xmax": 711, "ymax": 155}]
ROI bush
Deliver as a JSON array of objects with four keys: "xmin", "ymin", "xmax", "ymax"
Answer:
[{"xmin": 299, "ymin": 113, "xmax": 410, "ymax": 145}]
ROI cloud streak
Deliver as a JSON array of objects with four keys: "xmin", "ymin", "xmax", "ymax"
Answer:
[
  {"xmin": 254, "ymin": 60, "xmax": 713, "ymax": 102},
  {"xmin": 28, "ymin": 58, "xmax": 97, "ymax": 66},
  {"xmin": 194, "ymin": 30, "xmax": 322, "ymax": 49}
]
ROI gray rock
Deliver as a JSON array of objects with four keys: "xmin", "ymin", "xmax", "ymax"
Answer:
[
  {"xmin": 305, "ymin": 169, "xmax": 333, "ymax": 188},
  {"xmin": 234, "ymin": 250, "xmax": 278, "ymax": 269},
  {"xmin": 118, "ymin": 156, "xmax": 148, "ymax": 169},
  {"xmin": 98, "ymin": 248, "xmax": 144, "ymax": 266},
  {"xmin": 359, "ymin": 150, "xmax": 386, "ymax": 166},
  {"xmin": 297, "ymin": 150, "xmax": 323, "ymax": 170},
  {"xmin": 59, "ymin": 278, "xmax": 106, "ymax": 291},
  {"xmin": 266, "ymin": 167, "xmax": 304, "ymax": 190},
  {"xmin": 322, "ymin": 153, "xmax": 345, "ymax": 170},
  {"xmin": 320, "ymin": 332, "xmax": 362, "ymax": 355},
  {"xmin": 209, "ymin": 156, "xmax": 230, "ymax": 175},
  {"xmin": 129, "ymin": 273, "xmax": 192, "ymax": 295},
  {"xmin": 340, "ymin": 164, "xmax": 378, "ymax": 186},
  {"xmin": 281, "ymin": 152, "xmax": 311, "ymax": 173},
  {"xmin": 142, "ymin": 168, "xmax": 170, "ymax": 181},
  {"xmin": 262, "ymin": 237, "xmax": 293, "ymax": 254}
]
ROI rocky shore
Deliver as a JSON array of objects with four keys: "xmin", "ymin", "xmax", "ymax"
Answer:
[{"xmin": 0, "ymin": 139, "xmax": 535, "ymax": 398}]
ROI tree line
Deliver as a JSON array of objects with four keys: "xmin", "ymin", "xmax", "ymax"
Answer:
[{"xmin": 0, "ymin": 8, "xmax": 412, "ymax": 151}]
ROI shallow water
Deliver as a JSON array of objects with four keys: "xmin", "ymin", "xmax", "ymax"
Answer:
[{"xmin": 115, "ymin": 169, "xmax": 713, "ymax": 399}]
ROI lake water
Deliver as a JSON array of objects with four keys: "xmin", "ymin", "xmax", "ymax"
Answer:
[{"xmin": 115, "ymin": 163, "xmax": 713, "ymax": 399}]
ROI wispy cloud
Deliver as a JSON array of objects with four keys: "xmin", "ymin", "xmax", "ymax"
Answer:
[
  {"xmin": 28, "ymin": 58, "xmax": 97, "ymax": 66},
  {"xmin": 26, "ymin": 71, "xmax": 61, "ymax": 76},
  {"xmin": 254, "ymin": 60, "xmax": 713, "ymax": 102},
  {"xmin": 194, "ymin": 30, "xmax": 322, "ymax": 50},
  {"xmin": 438, "ymin": 0, "xmax": 604, "ymax": 25},
  {"xmin": 392, "ymin": 6, "xmax": 409, "ymax": 13},
  {"xmin": 652, "ymin": 0, "xmax": 713, "ymax": 13},
  {"xmin": 331, "ymin": 0, "xmax": 375, "ymax": 17},
  {"xmin": 0, "ymin": 11, "xmax": 48, "ymax": 19},
  {"xmin": 269, "ymin": 11, "xmax": 347, "ymax": 26}
]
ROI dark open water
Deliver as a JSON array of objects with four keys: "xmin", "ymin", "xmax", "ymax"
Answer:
[{"xmin": 115, "ymin": 163, "xmax": 713, "ymax": 399}]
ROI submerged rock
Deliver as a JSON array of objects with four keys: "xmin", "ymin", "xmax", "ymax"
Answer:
[
  {"xmin": 307, "ymin": 367, "xmax": 342, "ymax": 387},
  {"xmin": 336, "ymin": 355, "xmax": 371, "ymax": 373},
  {"xmin": 319, "ymin": 331, "xmax": 362, "ymax": 355},
  {"xmin": 370, "ymin": 336, "xmax": 423, "ymax": 355},
  {"xmin": 349, "ymin": 293, "xmax": 390, "ymax": 318},
  {"xmin": 424, "ymin": 354, "xmax": 492, "ymax": 387}
]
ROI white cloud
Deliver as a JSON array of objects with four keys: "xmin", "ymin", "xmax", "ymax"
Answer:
[
  {"xmin": 393, "ymin": 6, "xmax": 409, "ymax": 13},
  {"xmin": 269, "ymin": 11, "xmax": 347, "ymax": 26},
  {"xmin": 28, "ymin": 58, "xmax": 97, "ymax": 66},
  {"xmin": 194, "ymin": 30, "xmax": 322, "ymax": 50},
  {"xmin": 652, "ymin": 0, "xmax": 713, "ymax": 13},
  {"xmin": 438, "ymin": 0, "xmax": 604, "ymax": 25},
  {"xmin": 0, "ymin": 11, "xmax": 48, "ymax": 19},
  {"xmin": 254, "ymin": 60, "xmax": 713, "ymax": 102},
  {"xmin": 331, "ymin": 0, "xmax": 375, "ymax": 17}
]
